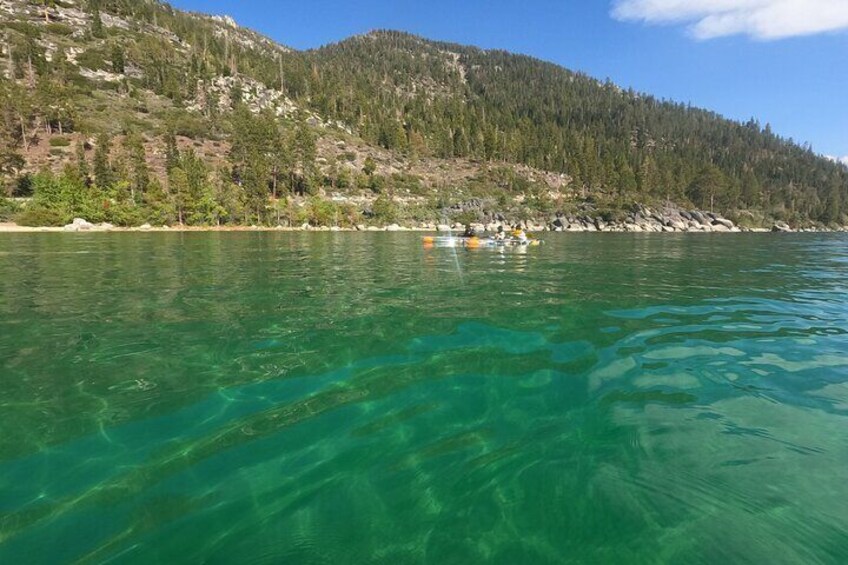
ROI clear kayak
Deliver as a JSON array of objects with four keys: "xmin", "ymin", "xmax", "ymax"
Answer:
[{"xmin": 422, "ymin": 236, "xmax": 542, "ymax": 248}]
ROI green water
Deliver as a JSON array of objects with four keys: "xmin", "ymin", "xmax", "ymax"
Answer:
[{"xmin": 1, "ymin": 233, "xmax": 847, "ymax": 564}]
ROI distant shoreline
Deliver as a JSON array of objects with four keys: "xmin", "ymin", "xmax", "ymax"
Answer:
[
  {"xmin": 1, "ymin": 222, "xmax": 844, "ymax": 234},
  {"xmin": 0, "ymin": 223, "xmax": 429, "ymax": 233}
]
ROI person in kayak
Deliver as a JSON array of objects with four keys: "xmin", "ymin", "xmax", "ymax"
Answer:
[
  {"xmin": 513, "ymin": 225, "xmax": 529, "ymax": 244},
  {"xmin": 462, "ymin": 225, "xmax": 478, "ymax": 238},
  {"xmin": 494, "ymin": 226, "xmax": 506, "ymax": 241}
]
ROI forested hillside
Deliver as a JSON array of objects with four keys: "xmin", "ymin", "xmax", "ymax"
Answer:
[
  {"xmin": 1, "ymin": 0, "xmax": 845, "ymax": 228},
  {"xmin": 308, "ymin": 31, "xmax": 847, "ymax": 222}
]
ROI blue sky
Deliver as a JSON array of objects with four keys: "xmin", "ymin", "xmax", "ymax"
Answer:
[{"xmin": 170, "ymin": 0, "xmax": 848, "ymax": 161}]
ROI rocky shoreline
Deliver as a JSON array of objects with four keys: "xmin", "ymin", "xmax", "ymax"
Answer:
[{"xmin": 1, "ymin": 205, "xmax": 845, "ymax": 234}]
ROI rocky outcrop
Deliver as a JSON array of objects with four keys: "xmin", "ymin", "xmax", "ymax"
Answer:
[
  {"xmin": 63, "ymin": 218, "xmax": 114, "ymax": 232},
  {"xmin": 537, "ymin": 205, "xmax": 742, "ymax": 234},
  {"xmin": 186, "ymin": 76, "xmax": 351, "ymax": 133},
  {"xmin": 439, "ymin": 198, "xmax": 487, "ymax": 219},
  {"xmin": 63, "ymin": 218, "xmax": 94, "ymax": 231}
]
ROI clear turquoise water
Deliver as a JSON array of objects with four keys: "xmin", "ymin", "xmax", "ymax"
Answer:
[{"xmin": 1, "ymin": 233, "xmax": 847, "ymax": 564}]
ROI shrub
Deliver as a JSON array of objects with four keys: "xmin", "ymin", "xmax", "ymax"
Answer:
[
  {"xmin": 372, "ymin": 194, "xmax": 398, "ymax": 224},
  {"xmin": 164, "ymin": 112, "xmax": 209, "ymax": 139},
  {"xmin": 76, "ymin": 48, "xmax": 109, "ymax": 72},
  {"xmin": 14, "ymin": 175, "xmax": 33, "ymax": 197},
  {"xmin": 49, "ymin": 137, "xmax": 72, "ymax": 147},
  {"xmin": 398, "ymin": 202, "xmax": 437, "ymax": 223},
  {"xmin": 390, "ymin": 173, "xmax": 424, "ymax": 194},
  {"xmin": 334, "ymin": 168, "xmax": 352, "ymax": 189},
  {"xmin": 454, "ymin": 210, "xmax": 480, "ymax": 227},
  {"xmin": 104, "ymin": 202, "xmax": 146, "ymax": 226},
  {"xmin": 6, "ymin": 22, "xmax": 40, "ymax": 38},
  {"xmin": 342, "ymin": 203, "xmax": 362, "ymax": 226},
  {"xmin": 368, "ymin": 174, "xmax": 386, "ymax": 194},
  {"xmin": 44, "ymin": 23, "xmax": 74, "ymax": 36},
  {"xmin": 0, "ymin": 197, "xmax": 20, "ymax": 222},
  {"xmin": 16, "ymin": 206, "xmax": 69, "ymax": 227}
]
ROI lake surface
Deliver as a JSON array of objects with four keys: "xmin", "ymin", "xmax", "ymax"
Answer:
[{"xmin": 1, "ymin": 232, "xmax": 847, "ymax": 564}]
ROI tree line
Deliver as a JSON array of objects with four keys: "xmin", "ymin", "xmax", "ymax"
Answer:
[{"xmin": 1, "ymin": 2, "xmax": 846, "ymax": 226}]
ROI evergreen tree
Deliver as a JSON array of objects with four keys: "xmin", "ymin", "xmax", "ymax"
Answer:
[
  {"xmin": 821, "ymin": 176, "xmax": 843, "ymax": 225},
  {"xmin": 687, "ymin": 165, "xmax": 726, "ymax": 211},
  {"xmin": 89, "ymin": 1, "xmax": 105, "ymax": 39},
  {"xmin": 292, "ymin": 121, "xmax": 317, "ymax": 194},
  {"xmin": 144, "ymin": 177, "xmax": 175, "ymax": 224},
  {"xmin": 111, "ymin": 44, "xmax": 126, "ymax": 74},
  {"xmin": 75, "ymin": 140, "xmax": 89, "ymax": 183},
  {"xmin": 93, "ymin": 133, "xmax": 114, "ymax": 189},
  {"xmin": 168, "ymin": 165, "xmax": 189, "ymax": 225},
  {"xmin": 164, "ymin": 131, "xmax": 180, "ymax": 173},
  {"xmin": 616, "ymin": 156, "xmax": 637, "ymax": 200},
  {"xmin": 362, "ymin": 156, "xmax": 377, "ymax": 176},
  {"xmin": 228, "ymin": 106, "xmax": 282, "ymax": 217},
  {"xmin": 168, "ymin": 148, "xmax": 208, "ymax": 225},
  {"xmin": 740, "ymin": 171, "xmax": 761, "ymax": 209},
  {"xmin": 123, "ymin": 132, "xmax": 149, "ymax": 199}
]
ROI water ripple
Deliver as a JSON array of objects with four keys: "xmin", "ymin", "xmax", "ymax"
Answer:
[{"xmin": 1, "ymin": 233, "xmax": 847, "ymax": 563}]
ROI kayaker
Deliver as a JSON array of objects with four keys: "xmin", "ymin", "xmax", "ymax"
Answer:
[
  {"xmin": 494, "ymin": 226, "xmax": 506, "ymax": 241},
  {"xmin": 513, "ymin": 225, "xmax": 529, "ymax": 243}
]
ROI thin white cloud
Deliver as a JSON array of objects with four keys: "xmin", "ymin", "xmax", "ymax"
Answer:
[
  {"xmin": 826, "ymin": 155, "xmax": 848, "ymax": 167},
  {"xmin": 612, "ymin": 0, "xmax": 848, "ymax": 40}
]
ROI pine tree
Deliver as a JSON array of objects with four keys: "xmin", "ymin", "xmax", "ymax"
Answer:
[
  {"xmin": 111, "ymin": 44, "xmax": 126, "ymax": 74},
  {"xmin": 124, "ymin": 132, "xmax": 149, "ymax": 200},
  {"xmin": 687, "ymin": 165, "xmax": 726, "ymax": 211},
  {"xmin": 168, "ymin": 165, "xmax": 189, "ymax": 225},
  {"xmin": 740, "ymin": 171, "xmax": 761, "ymax": 209},
  {"xmin": 144, "ymin": 177, "xmax": 175, "ymax": 225},
  {"xmin": 164, "ymin": 131, "xmax": 179, "ymax": 173},
  {"xmin": 362, "ymin": 156, "xmax": 376, "ymax": 176},
  {"xmin": 616, "ymin": 156, "xmax": 637, "ymax": 200},
  {"xmin": 821, "ymin": 176, "xmax": 843, "ymax": 225},
  {"xmin": 93, "ymin": 133, "xmax": 113, "ymax": 189},
  {"xmin": 292, "ymin": 121, "xmax": 317, "ymax": 195},
  {"xmin": 75, "ymin": 138, "xmax": 89, "ymax": 182},
  {"xmin": 90, "ymin": 1, "xmax": 105, "ymax": 39}
]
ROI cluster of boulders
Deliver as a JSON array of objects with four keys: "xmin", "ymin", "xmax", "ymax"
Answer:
[
  {"xmin": 186, "ymin": 76, "xmax": 351, "ymax": 133},
  {"xmin": 545, "ymin": 205, "xmax": 742, "ymax": 233},
  {"xmin": 439, "ymin": 198, "xmax": 487, "ymax": 217},
  {"xmin": 302, "ymin": 223, "xmax": 411, "ymax": 232},
  {"xmin": 63, "ymin": 218, "xmax": 114, "ymax": 232},
  {"xmin": 422, "ymin": 205, "xmax": 742, "ymax": 234},
  {"xmin": 187, "ymin": 76, "xmax": 296, "ymax": 118}
]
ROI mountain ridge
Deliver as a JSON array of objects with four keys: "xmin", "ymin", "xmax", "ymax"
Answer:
[{"xmin": 0, "ymin": 0, "xmax": 845, "ymax": 228}]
